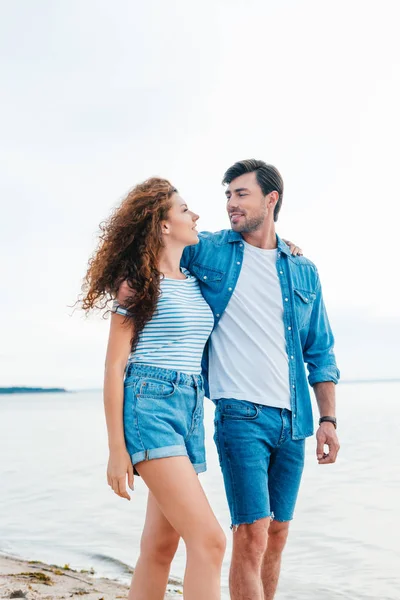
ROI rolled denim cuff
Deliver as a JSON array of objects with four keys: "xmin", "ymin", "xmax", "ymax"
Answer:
[{"xmin": 308, "ymin": 365, "xmax": 341, "ymax": 387}]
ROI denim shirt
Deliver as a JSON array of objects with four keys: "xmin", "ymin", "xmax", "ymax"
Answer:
[{"xmin": 181, "ymin": 229, "xmax": 340, "ymax": 440}]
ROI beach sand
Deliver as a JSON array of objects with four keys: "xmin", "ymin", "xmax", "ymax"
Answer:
[{"xmin": 0, "ymin": 555, "xmax": 183, "ymax": 599}]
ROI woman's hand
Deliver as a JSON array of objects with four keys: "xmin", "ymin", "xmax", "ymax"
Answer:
[
  {"xmin": 107, "ymin": 447, "xmax": 134, "ymax": 501},
  {"xmin": 282, "ymin": 239, "xmax": 303, "ymax": 256}
]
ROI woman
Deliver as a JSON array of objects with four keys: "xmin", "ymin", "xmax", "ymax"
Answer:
[{"xmin": 81, "ymin": 177, "xmax": 225, "ymax": 600}]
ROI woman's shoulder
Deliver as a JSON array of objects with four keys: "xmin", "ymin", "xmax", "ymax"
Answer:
[
  {"xmin": 111, "ymin": 280, "xmax": 135, "ymax": 316},
  {"xmin": 116, "ymin": 280, "xmax": 135, "ymax": 303}
]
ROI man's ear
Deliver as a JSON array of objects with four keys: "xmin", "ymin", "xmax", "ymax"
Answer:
[{"xmin": 267, "ymin": 191, "xmax": 279, "ymax": 210}]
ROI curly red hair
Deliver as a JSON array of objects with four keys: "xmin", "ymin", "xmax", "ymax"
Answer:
[{"xmin": 80, "ymin": 177, "xmax": 177, "ymax": 350}]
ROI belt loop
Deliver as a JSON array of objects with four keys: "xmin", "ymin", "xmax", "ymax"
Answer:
[{"xmin": 175, "ymin": 371, "xmax": 181, "ymax": 386}]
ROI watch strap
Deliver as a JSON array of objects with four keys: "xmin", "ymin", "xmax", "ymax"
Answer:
[{"xmin": 319, "ymin": 416, "xmax": 337, "ymax": 429}]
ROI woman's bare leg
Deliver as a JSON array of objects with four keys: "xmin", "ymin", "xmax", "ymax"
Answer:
[
  {"xmin": 135, "ymin": 456, "xmax": 226, "ymax": 600},
  {"xmin": 129, "ymin": 491, "xmax": 180, "ymax": 599}
]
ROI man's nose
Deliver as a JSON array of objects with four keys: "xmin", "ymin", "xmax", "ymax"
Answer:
[{"xmin": 227, "ymin": 199, "xmax": 238, "ymax": 211}]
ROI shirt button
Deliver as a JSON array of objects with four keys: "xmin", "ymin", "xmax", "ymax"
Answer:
[
  {"xmin": 203, "ymin": 276, "xmax": 207, "ymax": 280},
  {"xmin": 285, "ymin": 297, "xmax": 288, "ymax": 302},
  {"xmin": 240, "ymin": 243, "xmax": 243, "ymax": 247},
  {"xmin": 291, "ymin": 355, "xmax": 294, "ymax": 360},
  {"xmin": 228, "ymin": 287, "xmax": 232, "ymax": 291},
  {"xmin": 288, "ymin": 326, "xmax": 292, "ymax": 331},
  {"xmin": 292, "ymin": 384, "xmax": 295, "ymax": 389},
  {"xmin": 237, "ymin": 261, "xmax": 241, "ymax": 265},
  {"xmin": 280, "ymin": 271, "xmax": 283, "ymax": 275},
  {"xmin": 293, "ymin": 413, "xmax": 297, "ymax": 418},
  {"xmin": 216, "ymin": 314, "xmax": 220, "ymax": 317}
]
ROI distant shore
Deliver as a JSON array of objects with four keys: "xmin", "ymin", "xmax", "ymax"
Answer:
[
  {"xmin": 0, "ymin": 387, "xmax": 68, "ymax": 394},
  {"xmin": 0, "ymin": 554, "xmax": 183, "ymax": 599}
]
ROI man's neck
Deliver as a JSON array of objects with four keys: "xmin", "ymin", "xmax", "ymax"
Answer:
[{"xmin": 241, "ymin": 224, "xmax": 277, "ymax": 250}]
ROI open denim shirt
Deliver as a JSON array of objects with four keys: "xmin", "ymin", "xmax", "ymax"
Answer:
[{"xmin": 181, "ymin": 229, "xmax": 340, "ymax": 440}]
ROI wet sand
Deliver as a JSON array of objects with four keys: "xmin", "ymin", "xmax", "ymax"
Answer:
[{"xmin": 0, "ymin": 554, "xmax": 183, "ymax": 599}]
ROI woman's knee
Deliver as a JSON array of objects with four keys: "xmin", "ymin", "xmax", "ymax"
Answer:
[
  {"xmin": 187, "ymin": 525, "xmax": 226, "ymax": 563},
  {"xmin": 140, "ymin": 529, "xmax": 180, "ymax": 565}
]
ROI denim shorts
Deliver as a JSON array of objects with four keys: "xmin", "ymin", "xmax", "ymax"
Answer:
[
  {"xmin": 123, "ymin": 363, "xmax": 206, "ymax": 474},
  {"xmin": 214, "ymin": 399, "xmax": 305, "ymax": 526}
]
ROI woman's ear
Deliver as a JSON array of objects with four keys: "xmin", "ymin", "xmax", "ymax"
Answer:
[{"xmin": 161, "ymin": 221, "xmax": 170, "ymax": 235}]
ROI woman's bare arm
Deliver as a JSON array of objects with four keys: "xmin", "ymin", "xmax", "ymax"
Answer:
[{"xmin": 104, "ymin": 313, "xmax": 134, "ymax": 499}]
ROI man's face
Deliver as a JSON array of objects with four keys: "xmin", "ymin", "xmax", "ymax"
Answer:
[{"xmin": 225, "ymin": 172, "xmax": 268, "ymax": 233}]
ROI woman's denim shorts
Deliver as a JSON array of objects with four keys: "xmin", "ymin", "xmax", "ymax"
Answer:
[{"xmin": 123, "ymin": 363, "xmax": 206, "ymax": 474}]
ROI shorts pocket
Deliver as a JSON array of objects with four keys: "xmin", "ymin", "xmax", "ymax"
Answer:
[
  {"xmin": 137, "ymin": 377, "xmax": 177, "ymax": 399},
  {"xmin": 221, "ymin": 400, "xmax": 259, "ymax": 420}
]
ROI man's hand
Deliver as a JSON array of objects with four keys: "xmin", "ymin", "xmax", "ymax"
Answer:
[
  {"xmin": 282, "ymin": 239, "xmax": 303, "ymax": 256},
  {"xmin": 316, "ymin": 422, "xmax": 340, "ymax": 464}
]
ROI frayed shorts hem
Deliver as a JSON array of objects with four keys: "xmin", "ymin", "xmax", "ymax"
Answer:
[
  {"xmin": 131, "ymin": 444, "xmax": 207, "ymax": 474},
  {"xmin": 231, "ymin": 510, "xmax": 293, "ymax": 528}
]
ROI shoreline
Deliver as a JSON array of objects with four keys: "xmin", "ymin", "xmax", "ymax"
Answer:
[{"xmin": 0, "ymin": 554, "xmax": 183, "ymax": 599}]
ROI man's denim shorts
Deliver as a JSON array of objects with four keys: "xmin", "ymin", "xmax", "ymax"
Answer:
[
  {"xmin": 214, "ymin": 399, "xmax": 305, "ymax": 526},
  {"xmin": 123, "ymin": 363, "xmax": 206, "ymax": 474}
]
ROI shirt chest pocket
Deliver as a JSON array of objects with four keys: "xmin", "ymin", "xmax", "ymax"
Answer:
[
  {"xmin": 293, "ymin": 289, "xmax": 316, "ymax": 330},
  {"xmin": 191, "ymin": 263, "xmax": 225, "ymax": 290}
]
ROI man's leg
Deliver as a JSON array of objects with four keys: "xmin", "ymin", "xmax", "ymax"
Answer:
[
  {"xmin": 214, "ymin": 400, "xmax": 282, "ymax": 600},
  {"xmin": 262, "ymin": 409, "xmax": 305, "ymax": 599},
  {"xmin": 229, "ymin": 518, "xmax": 270, "ymax": 600},
  {"xmin": 261, "ymin": 520, "xmax": 290, "ymax": 600}
]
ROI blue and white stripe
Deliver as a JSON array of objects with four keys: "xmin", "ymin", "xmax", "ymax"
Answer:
[{"xmin": 112, "ymin": 268, "xmax": 214, "ymax": 374}]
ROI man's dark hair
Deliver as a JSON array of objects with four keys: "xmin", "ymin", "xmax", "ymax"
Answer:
[{"xmin": 222, "ymin": 159, "xmax": 284, "ymax": 222}]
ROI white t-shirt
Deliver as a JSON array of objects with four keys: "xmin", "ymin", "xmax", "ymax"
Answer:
[{"xmin": 209, "ymin": 241, "xmax": 291, "ymax": 409}]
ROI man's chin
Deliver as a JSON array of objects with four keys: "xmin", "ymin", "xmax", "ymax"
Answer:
[{"xmin": 230, "ymin": 222, "xmax": 246, "ymax": 233}]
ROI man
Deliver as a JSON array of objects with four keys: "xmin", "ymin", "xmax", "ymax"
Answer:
[{"xmin": 181, "ymin": 159, "xmax": 340, "ymax": 600}]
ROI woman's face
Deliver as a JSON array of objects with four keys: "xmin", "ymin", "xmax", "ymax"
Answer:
[{"xmin": 163, "ymin": 193, "xmax": 200, "ymax": 246}]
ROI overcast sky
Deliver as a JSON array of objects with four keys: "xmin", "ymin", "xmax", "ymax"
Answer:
[{"xmin": 1, "ymin": 0, "xmax": 399, "ymax": 388}]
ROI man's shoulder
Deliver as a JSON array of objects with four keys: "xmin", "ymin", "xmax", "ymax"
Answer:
[
  {"xmin": 198, "ymin": 229, "xmax": 233, "ymax": 245},
  {"xmin": 287, "ymin": 252, "xmax": 321, "ymax": 292},
  {"xmin": 181, "ymin": 229, "xmax": 234, "ymax": 269},
  {"xmin": 288, "ymin": 253, "xmax": 318, "ymax": 271}
]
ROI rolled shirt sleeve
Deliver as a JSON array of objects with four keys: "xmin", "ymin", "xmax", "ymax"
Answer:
[{"xmin": 303, "ymin": 276, "xmax": 340, "ymax": 386}]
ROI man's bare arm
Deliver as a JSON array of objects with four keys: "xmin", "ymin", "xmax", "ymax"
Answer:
[{"xmin": 313, "ymin": 381, "xmax": 340, "ymax": 465}]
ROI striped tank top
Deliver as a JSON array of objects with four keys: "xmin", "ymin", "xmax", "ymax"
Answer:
[{"xmin": 112, "ymin": 268, "xmax": 214, "ymax": 375}]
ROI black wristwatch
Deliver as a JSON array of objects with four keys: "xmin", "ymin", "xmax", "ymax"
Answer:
[{"xmin": 319, "ymin": 416, "xmax": 337, "ymax": 429}]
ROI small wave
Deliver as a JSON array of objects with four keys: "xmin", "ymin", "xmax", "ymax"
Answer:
[
  {"xmin": 87, "ymin": 552, "xmax": 182, "ymax": 586},
  {"xmin": 88, "ymin": 552, "xmax": 134, "ymax": 574}
]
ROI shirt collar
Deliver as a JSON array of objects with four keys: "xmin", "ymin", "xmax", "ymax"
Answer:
[
  {"xmin": 276, "ymin": 234, "xmax": 291, "ymax": 256},
  {"xmin": 228, "ymin": 230, "xmax": 291, "ymax": 256},
  {"xmin": 227, "ymin": 230, "xmax": 243, "ymax": 243}
]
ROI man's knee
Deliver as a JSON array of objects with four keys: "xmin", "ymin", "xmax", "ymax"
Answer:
[
  {"xmin": 232, "ymin": 518, "xmax": 270, "ymax": 567},
  {"xmin": 267, "ymin": 521, "xmax": 290, "ymax": 555},
  {"xmin": 140, "ymin": 530, "xmax": 180, "ymax": 565}
]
